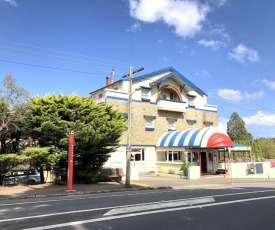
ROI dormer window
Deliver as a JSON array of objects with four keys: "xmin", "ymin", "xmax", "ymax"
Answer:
[{"xmin": 140, "ymin": 86, "xmax": 151, "ymax": 102}]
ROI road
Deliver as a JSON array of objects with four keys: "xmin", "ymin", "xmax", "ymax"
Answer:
[{"xmin": 1, "ymin": 186, "xmax": 275, "ymax": 230}]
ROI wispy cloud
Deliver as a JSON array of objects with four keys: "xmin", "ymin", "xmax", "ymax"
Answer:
[
  {"xmin": 128, "ymin": 0, "xmax": 210, "ymax": 38},
  {"xmin": 243, "ymin": 111, "xmax": 275, "ymax": 126},
  {"xmin": 127, "ymin": 22, "xmax": 141, "ymax": 33},
  {"xmin": 261, "ymin": 79, "xmax": 275, "ymax": 90},
  {"xmin": 197, "ymin": 39, "xmax": 225, "ymax": 50},
  {"xmin": 229, "ymin": 44, "xmax": 259, "ymax": 64},
  {"xmin": 217, "ymin": 88, "xmax": 264, "ymax": 101},
  {"xmin": 1, "ymin": 0, "xmax": 17, "ymax": 6},
  {"xmin": 196, "ymin": 69, "xmax": 211, "ymax": 78}
]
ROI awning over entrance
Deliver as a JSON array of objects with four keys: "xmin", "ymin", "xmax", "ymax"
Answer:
[{"xmin": 157, "ymin": 127, "xmax": 234, "ymax": 148}]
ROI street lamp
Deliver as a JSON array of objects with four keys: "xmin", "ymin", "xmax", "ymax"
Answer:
[{"xmin": 123, "ymin": 67, "xmax": 144, "ymax": 188}]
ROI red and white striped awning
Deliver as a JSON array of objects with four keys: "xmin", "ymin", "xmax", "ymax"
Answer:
[{"xmin": 157, "ymin": 127, "xmax": 233, "ymax": 148}]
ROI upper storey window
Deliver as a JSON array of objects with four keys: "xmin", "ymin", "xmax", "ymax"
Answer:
[{"xmin": 140, "ymin": 86, "xmax": 151, "ymax": 102}]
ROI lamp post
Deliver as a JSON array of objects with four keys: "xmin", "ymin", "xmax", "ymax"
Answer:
[{"xmin": 123, "ymin": 66, "xmax": 144, "ymax": 188}]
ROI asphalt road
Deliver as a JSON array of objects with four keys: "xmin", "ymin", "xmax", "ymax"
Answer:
[{"xmin": 1, "ymin": 186, "xmax": 275, "ymax": 230}]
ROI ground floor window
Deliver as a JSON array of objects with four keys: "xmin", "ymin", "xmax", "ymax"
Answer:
[
  {"xmin": 166, "ymin": 151, "xmax": 181, "ymax": 162},
  {"xmin": 131, "ymin": 149, "xmax": 145, "ymax": 161}
]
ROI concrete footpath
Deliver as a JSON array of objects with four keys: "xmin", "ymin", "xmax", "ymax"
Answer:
[{"xmin": 1, "ymin": 174, "xmax": 275, "ymax": 200}]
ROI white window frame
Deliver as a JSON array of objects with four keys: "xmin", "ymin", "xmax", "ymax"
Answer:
[
  {"xmin": 141, "ymin": 88, "xmax": 150, "ymax": 100},
  {"xmin": 131, "ymin": 149, "xmax": 145, "ymax": 161}
]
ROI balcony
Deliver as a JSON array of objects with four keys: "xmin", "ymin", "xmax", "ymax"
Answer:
[{"xmin": 157, "ymin": 99, "xmax": 186, "ymax": 113}]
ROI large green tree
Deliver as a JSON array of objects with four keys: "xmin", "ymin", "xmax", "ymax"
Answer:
[
  {"xmin": 227, "ymin": 112, "xmax": 250, "ymax": 145},
  {"xmin": 0, "ymin": 73, "xmax": 30, "ymax": 153},
  {"xmin": 26, "ymin": 94, "xmax": 126, "ymax": 183}
]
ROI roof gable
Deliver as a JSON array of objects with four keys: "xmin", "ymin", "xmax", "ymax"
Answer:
[{"xmin": 131, "ymin": 67, "xmax": 207, "ymax": 96}]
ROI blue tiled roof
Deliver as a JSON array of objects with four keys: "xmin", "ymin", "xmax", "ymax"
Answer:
[{"xmin": 132, "ymin": 67, "xmax": 207, "ymax": 96}]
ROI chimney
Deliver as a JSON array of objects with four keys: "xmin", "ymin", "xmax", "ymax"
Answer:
[{"xmin": 106, "ymin": 76, "xmax": 112, "ymax": 86}]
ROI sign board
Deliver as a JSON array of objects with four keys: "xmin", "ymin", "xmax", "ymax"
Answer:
[{"xmin": 126, "ymin": 145, "xmax": 131, "ymax": 152}]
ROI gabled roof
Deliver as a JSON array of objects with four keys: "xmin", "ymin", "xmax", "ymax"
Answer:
[
  {"xmin": 90, "ymin": 67, "xmax": 207, "ymax": 95},
  {"xmin": 132, "ymin": 67, "xmax": 207, "ymax": 96}
]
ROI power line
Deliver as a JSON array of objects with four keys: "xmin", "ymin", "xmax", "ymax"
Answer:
[
  {"xmin": 0, "ymin": 59, "xmax": 107, "ymax": 76},
  {"xmin": 0, "ymin": 38, "xmax": 141, "ymax": 68}
]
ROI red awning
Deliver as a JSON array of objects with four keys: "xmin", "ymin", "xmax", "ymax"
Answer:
[{"xmin": 207, "ymin": 133, "xmax": 234, "ymax": 148}]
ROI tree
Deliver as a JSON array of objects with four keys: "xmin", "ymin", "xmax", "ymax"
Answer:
[
  {"xmin": 257, "ymin": 138, "xmax": 275, "ymax": 159},
  {"xmin": 26, "ymin": 94, "xmax": 126, "ymax": 183},
  {"xmin": 227, "ymin": 112, "xmax": 250, "ymax": 145},
  {"xmin": 251, "ymin": 139, "xmax": 263, "ymax": 160},
  {"xmin": 0, "ymin": 73, "xmax": 30, "ymax": 153}
]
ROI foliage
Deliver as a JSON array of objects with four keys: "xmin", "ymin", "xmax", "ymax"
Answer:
[
  {"xmin": 0, "ymin": 73, "xmax": 30, "ymax": 153},
  {"xmin": 256, "ymin": 138, "xmax": 275, "ymax": 159},
  {"xmin": 25, "ymin": 94, "xmax": 126, "ymax": 183},
  {"xmin": 227, "ymin": 112, "xmax": 250, "ymax": 145},
  {"xmin": 251, "ymin": 139, "xmax": 263, "ymax": 160},
  {"xmin": 180, "ymin": 161, "xmax": 192, "ymax": 176},
  {"xmin": 167, "ymin": 169, "xmax": 175, "ymax": 174},
  {"xmin": 0, "ymin": 153, "xmax": 29, "ymax": 182}
]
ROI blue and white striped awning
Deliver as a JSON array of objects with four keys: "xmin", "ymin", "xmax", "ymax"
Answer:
[{"xmin": 157, "ymin": 127, "xmax": 233, "ymax": 148}]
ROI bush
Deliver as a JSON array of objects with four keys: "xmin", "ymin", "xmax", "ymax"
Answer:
[
  {"xmin": 180, "ymin": 162, "xmax": 192, "ymax": 176},
  {"xmin": 168, "ymin": 169, "xmax": 175, "ymax": 174}
]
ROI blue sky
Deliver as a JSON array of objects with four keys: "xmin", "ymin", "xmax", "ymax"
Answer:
[{"xmin": 1, "ymin": 0, "xmax": 275, "ymax": 139}]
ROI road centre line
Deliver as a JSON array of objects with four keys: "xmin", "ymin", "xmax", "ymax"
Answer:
[
  {"xmin": 22, "ymin": 195, "xmax": 275, "ymax": 230},
  {"xmin": 104, "ymin": 197, "xmax": 215, "ymax": 216},
  {"xmin": 0, "ymin": 196, "xmax": 212, "ymax": 223}
]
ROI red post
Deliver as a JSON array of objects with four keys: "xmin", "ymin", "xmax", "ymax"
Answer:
[{"xmin": 67, "ymin": 131, "xmax": 74, "ymax": 191}]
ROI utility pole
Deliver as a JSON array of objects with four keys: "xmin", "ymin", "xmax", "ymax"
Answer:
[{"xmin": 123, "ymin": 66, "xmax": 144, "ymax": 188}]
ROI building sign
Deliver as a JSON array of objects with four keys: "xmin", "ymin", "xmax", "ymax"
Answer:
[{"xmin": 246, "ymin": 163, "xmax": 263, "ymax": 175}]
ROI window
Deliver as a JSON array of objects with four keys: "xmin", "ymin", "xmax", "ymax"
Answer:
[
  {"xmin": 187, "ymin": 96, "xmax": 195, "ymax": 107},
  {"xmin": 99, "ymin": 93, "xmax": 103, "ymax": 99},
  {"xmin": 166, "ymin": 117, "xmax": 177, "ymax": 131},
  {"xmin": 204, "ymin": 121, "xmax": 213, "ymax": 127},
  {"xmin": 141, "ymin": 88, "xmax": 150, "ymax": 101},
  {"xmin": 144, "ymin": 115, "xmax": 156, "ymax": 131},
  {"xmin": 166, "ymin": 151, "xmax": 181, "ymax": 162},
  {"xmin": 162, "ymin": 95, "xmax": 167, "ymax": 99},
  {"xmin": 170, "ymin": 92, "xmax": 174, "ymax": 100},
  {"xmin": 131, "ymin": 149, "xmax": 145, "ymax": 161},
  {"xmin": 187, "ymin": 119, "xmax": 196, "ymax": 128}
]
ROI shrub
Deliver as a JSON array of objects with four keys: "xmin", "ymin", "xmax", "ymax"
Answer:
[{"xmin": 180, "ymin": 162, "xmax": 192, "ymax": 176}]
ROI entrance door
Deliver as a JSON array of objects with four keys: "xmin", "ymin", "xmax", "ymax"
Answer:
[{"xmin": 200, "ymin": 152, "xmax": 207, "ymax": 173}]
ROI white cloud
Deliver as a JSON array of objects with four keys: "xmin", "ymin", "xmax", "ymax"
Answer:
[
  {"xmin": 218, "ymin": 89, "xmax": 242, "ymax": 101},
  {"xmin": 218, "ymin": 117, "xmax": 228, "ymax": 132},
  {"xmin": 217, "ymin": 88, "xmax": 264, "ymax": 101},
  {"xmin": 261, "ymin": 80, "xmax": 275, "ymax": 90},
  {"xmin": 1, "ymin": 0, "xmax": 17, "ymax": 6},
  {"xmin": 197, "ymin": 39, "xmax": 225, "ymax": 50},
  {"xmin": 128, "ymin": 0, "xmax": 210, "ymax": 38},
  {"xmin": 243, "ymin": 111, "xmax": 275, "ymax": 126},
  {"xmin": 196, "ymin": 69, "xmax": 211, "ymax": 78},
  {"xmin": 229, "ymin": 44, "xmax": 259, "ymax": 64},
  {"xmin": 127, "ymin": 22, "xmax": 141, "ymax": 33}
]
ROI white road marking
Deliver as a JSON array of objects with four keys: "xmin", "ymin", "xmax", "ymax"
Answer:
[
  {"xmin": 22, "ymin": 195, "xmax": 275, "ymax": 230},
  {"xmin": 0, "ymin": 197, "xmax": 208, "ymax": 223},
  {"xmin": 104, "ymin": 197, "xmax": 215, "ymax": 216}
]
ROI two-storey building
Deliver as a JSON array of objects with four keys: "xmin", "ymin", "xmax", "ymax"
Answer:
[{"xmin": 90, "ymin": 67, "xmax": 234, "ymax": 179}]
